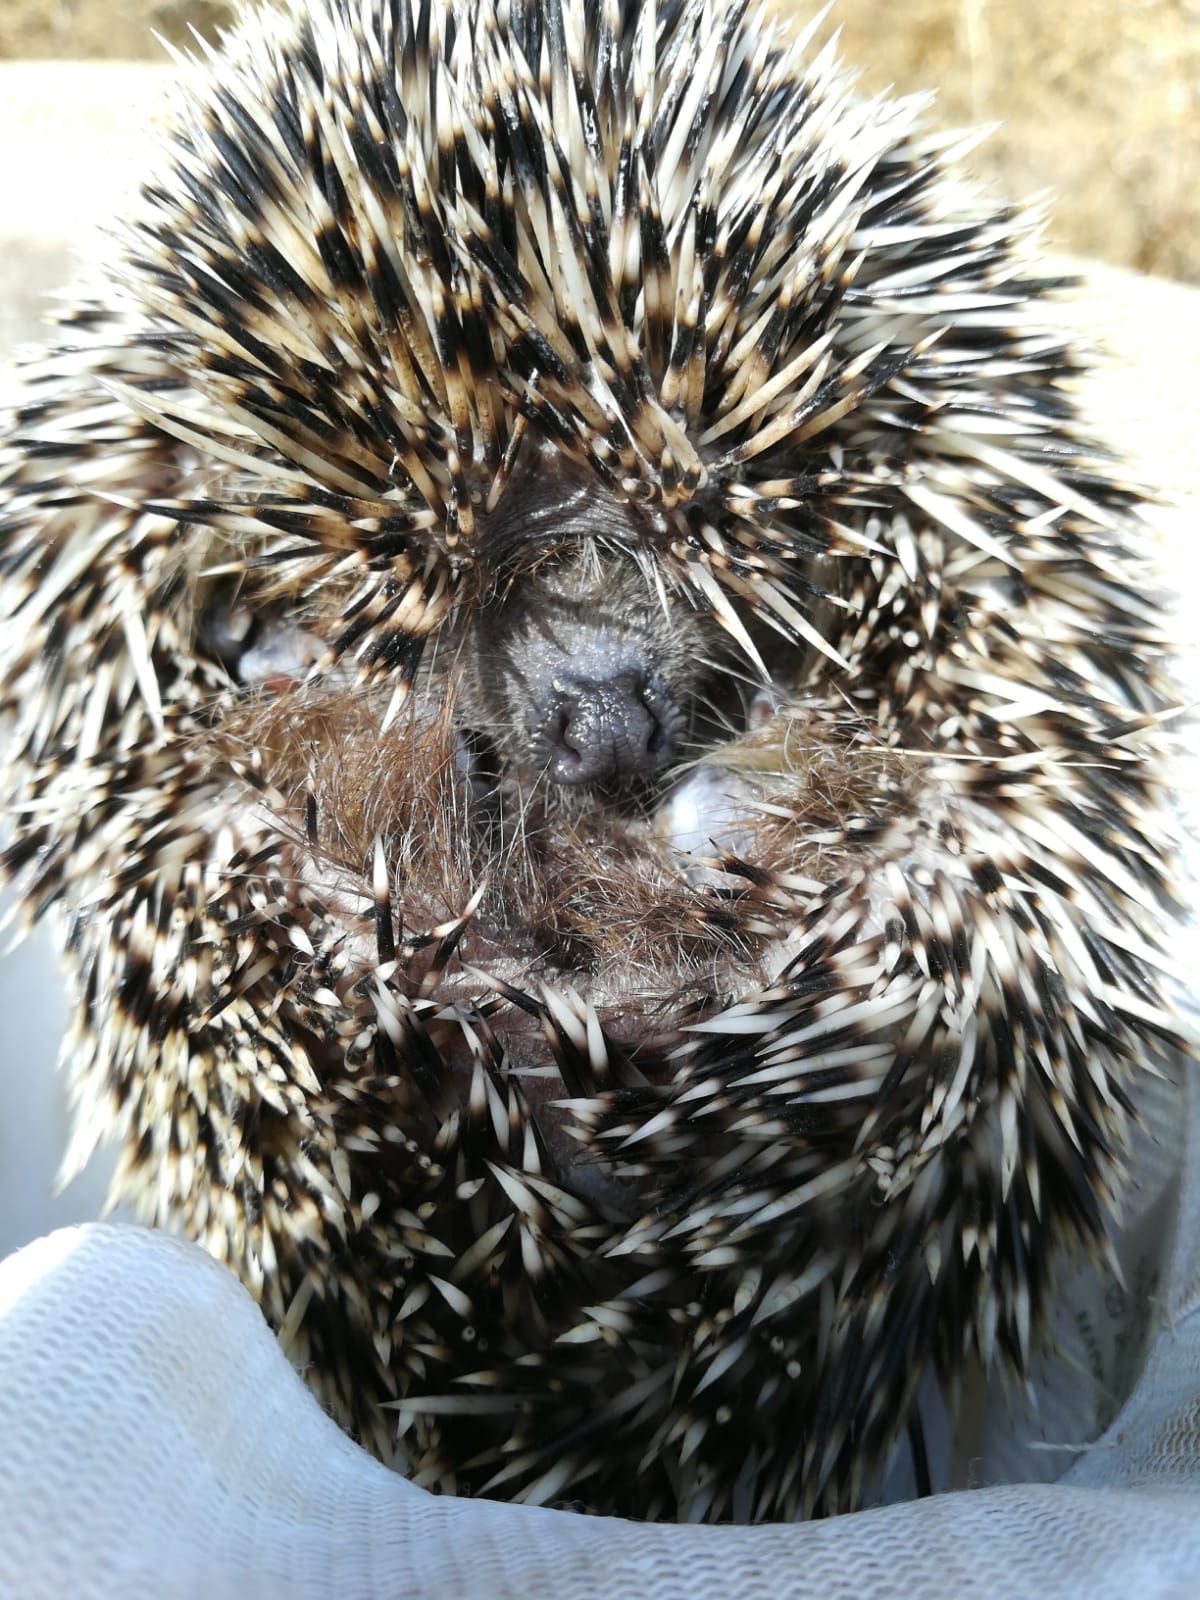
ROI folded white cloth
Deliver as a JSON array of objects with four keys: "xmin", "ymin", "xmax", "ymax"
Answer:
[{"xmin": 2, "ymin": 1213, "xmax": 1200, "ymax": 1600}]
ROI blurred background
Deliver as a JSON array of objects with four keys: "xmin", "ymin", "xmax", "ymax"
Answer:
[{"xmin": 0, "ymin": 0, "xmax": 1197, "ymax": 281}]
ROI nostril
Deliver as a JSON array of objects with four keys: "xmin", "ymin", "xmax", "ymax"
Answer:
[
  {"xmin": 545, "ymin": 702, "xmax": 576, "ymax": 754},
  {"xmin": 547, "ymin": 704, "xmax": 586, "ymax": 778},
  {"xmin": 635, "ymin": 701, "xmax": 661, "ymax": 759},
  {"xmin": 636, "ymin": 676, "xmax": 682, "ymax": 762},
  {"xmin": 640, "ymin": 693, "xmax": 670, "ymax": 758}
]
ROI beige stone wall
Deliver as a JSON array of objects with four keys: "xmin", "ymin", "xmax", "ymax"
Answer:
[
  {"xmin": 0, "ymin": 0, "xmax": 1196, "ymax": 281},
  {"xmin": 833, "ymin": 2, "xmax": 1200, "ymax": 286},
  {"xmin": 0, "ymin": 0, "xmax": 235, "ymax": 59}
]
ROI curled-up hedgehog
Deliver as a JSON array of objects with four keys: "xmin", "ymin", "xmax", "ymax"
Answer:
[{"xmin": 0, "ymin": 0, "xmax": 1185, "ymax": 1522}]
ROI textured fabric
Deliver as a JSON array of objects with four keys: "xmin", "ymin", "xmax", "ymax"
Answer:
[{"xmin": 1, "ymin": 1203, "xmax": 1200, "ymax": 1600}]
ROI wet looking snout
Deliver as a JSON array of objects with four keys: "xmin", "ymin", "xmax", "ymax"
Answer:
[
  {"xmin": 468, "ymin": 452, "xmax": 705, "ymax": 791},
  {"xmin": 534, "ymin": 670, "xmax": 680, "ymax": 785}
]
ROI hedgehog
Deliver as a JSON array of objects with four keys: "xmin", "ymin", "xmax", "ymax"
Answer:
[{"xmin": 0, "ymin": 0, "xmax": 1185, "ymax": 1524}]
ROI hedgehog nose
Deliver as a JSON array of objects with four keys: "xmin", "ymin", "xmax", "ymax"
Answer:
[{"xmin": 537, "ymin": 672, "xmax": 677, "ymax": 785}]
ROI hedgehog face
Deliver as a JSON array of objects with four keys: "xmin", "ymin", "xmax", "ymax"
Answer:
[
  {"xmin": 218, "ymin": 447, "xmax": 715, "ymax": 798},
  {"xmin": 203, "ymin": 457, "xmax": 790, "ymax": 1030},
  {"xmin": 200, "ymin": 418, "xmax": 814, "ymax": 1036},
  {"xmin": 464, "ymin": 449, "xmax": 711, "ymax": 797},
  {"xmin": 0, "ymin": 0, "xmax": 1181, "ymax": 1524},
  {"xmin": 471, "ymin": 545, "xmax": 694, "ymax": 792}
]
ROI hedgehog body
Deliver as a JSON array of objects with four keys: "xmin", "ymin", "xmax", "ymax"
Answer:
[{"xmin": 0, "ymin": 0, "xmax": 1183, "ymax": 1521}]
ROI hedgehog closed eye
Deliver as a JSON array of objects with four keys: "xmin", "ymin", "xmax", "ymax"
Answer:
[{"xmin": 0, "ymin": 0, "xmax": 1183, "ymax": 1525}]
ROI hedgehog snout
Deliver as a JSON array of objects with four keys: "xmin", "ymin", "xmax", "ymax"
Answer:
[
  {"xmin": 469, "ymin": 523, "xmax": 703, "ymax": 789},
  {"xmin": 532, "ymin": 668, "xmax": 680, "ymax": 784}
]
